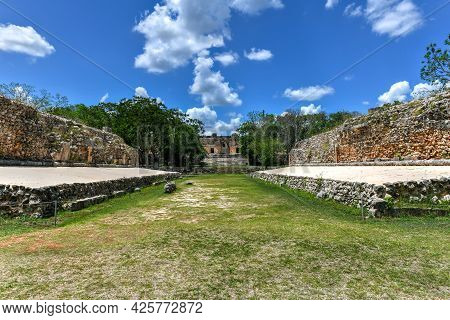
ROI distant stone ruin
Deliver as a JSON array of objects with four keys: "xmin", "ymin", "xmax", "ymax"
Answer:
[
  {"xmin": 0, "ymin": 97, "xmax": 137, "ymax": 166},
  {"xmin": 289, "ymin": 90, "xmax": 450, "ymax": 165},
  {"xmin": 200, "ymin": 134, "xmax": 248, "ymax": 166}
]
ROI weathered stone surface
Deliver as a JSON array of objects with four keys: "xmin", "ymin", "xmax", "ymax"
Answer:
[
  {"xmin": 0, "ymin": 97, "xmax": 138, "ymax": 166},
  {"xmin": 63, "ymin": 195, "xmax": 108, "ymax": 211},
  {"xmin": 164, "ymin": 182, "xmax": 177, "ymax": 194},
  {"xmin": 250, "ymin": 171, "xmax": 449, "ymax": 217},
  {"xmin": 0, "ymin": 172, "xmax": 180, "ymax": 218},
  {"xmin": 290, "ymin": 90, "xmax": 450, "ymax": 164}
]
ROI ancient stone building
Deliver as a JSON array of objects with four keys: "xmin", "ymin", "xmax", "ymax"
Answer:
[
  {"xmin": 289, "ymin": 90, "xmax": 450, "ymax": 165},
  {"xmin": 0, "ymin": 97, "xmax": 138, "ymax": 166},
  {"xmin": 201, "ymin": 134, "xmax": 241, "ymax": 155},
  {"xmin": 200, "ymin": 134, "xmax": 248, "ymax": 166}
]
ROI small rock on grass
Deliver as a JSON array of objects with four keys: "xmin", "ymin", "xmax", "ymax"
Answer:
[
  {"xmin": 164, "ymin": 182, "xmax": 177, "ymax": 194},
  {"xmin": 185, "ymin": 181, "xmax": 194, "ymax": 185}
]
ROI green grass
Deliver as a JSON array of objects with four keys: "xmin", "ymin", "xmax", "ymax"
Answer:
[{"xmin": 0, "ymin": 174, "xmax": 449, "ymax": 299}]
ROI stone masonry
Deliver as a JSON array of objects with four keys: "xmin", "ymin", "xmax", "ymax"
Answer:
[
  {"xmin": 0, "ymin": 97, "xmax": 137, "ymax": 166},
  {"xmin": 0, "ymin": 172, "xmax": 180, "ymax": 218},
  {"xmin": 290, "ymin": 90, "xmax": 450, "ymax": 164},
  {"xmin": 251, "ymin": 171, "xmax": 449, "ymax": 217}
]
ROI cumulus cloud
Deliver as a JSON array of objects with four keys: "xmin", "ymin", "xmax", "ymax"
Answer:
[
  {"xmin": 186, "ymin": 105, "xmax": 242, "ymax": 135},
  {"xmin": 190, "ymin": 52, "xmax": 242, "ymax": 106},
  {"xmin": 186, "ymin": 105, "xmax": 218, "ymax": 125},
  {"xmin": 411, "ymin": 82, "xmax": 443, "ymax": 100},
  {"xmin": 244, "ymin": 48, "xmax": 273, "ymax": 61},
  {"xmin": 378, "ymin": 81, "xmax": 411, "ymax": 104},
  {"xmin": 134, "ymin": 0, "xmax": 282, "ymax": 73},
  {"xmin": 344, "ymin": 3, "xmax": 363, "ymax": 17},
  {"xmin": 284, "ymin": 85, "xmax": 335, "ymax": 102},
  {"xmin": 300, "ymin": 104, "xmax": 322, "ymax": 115},
  {"xmin": 325, "ymin": 0, "xmax": 339, "ymax": 9},
  {"xmin": 214, "ymin": 51, "xmax": 239, "ymax": 66},
  {"xmin": 230, "ymin": 0, "xmax": 284, "ymax": 14},
  {"xmin": 344, "ymin": 1, "xmax": 423, "ymax": 37},
  {"xmin": 100, "ymin": 93, "xmax": 109, "ymax": 103},
  {"xmin": 135, "ymin": 86, "xmax": 149, "ymax": 98},
  {"xmin": 365, "ymin": 0, "xmax": 423, "ymax": 37},
  {"xmin": 0, "ymin": 24, "xmax": 55, "ymax": 57}
]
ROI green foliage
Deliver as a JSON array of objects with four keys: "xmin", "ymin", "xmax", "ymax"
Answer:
[
  {"xmin": 421, "ymin": 34, "xmax": 449, "ymax": 86},
  {"xmin": 48, "ymin": 97, "xmax": 205, "ymax": 167},
  {"xmin": 238, "ymin": 110, "xmax": 358, "ymax": 166}
]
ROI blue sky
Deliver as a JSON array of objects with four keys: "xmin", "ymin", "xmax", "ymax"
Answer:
[{"xmin": 0, "ymin": 0, "xmax": 449, "ymax": 134}]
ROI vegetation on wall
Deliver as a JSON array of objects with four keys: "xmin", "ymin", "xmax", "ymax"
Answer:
[
  {"xmin": 0, "ymin": 82, "xmax": 69, "ymax": 110},
  {"xmin": 421, "ymin": 34, "xmax": 449, "ymax": 86},
  {"xmin": 48, "ymin": 98, "xmax": 206, "ymax": 167}
]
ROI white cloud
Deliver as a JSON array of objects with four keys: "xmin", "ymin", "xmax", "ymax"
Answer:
[
  {"xmin": 378, "ymin": 81, "xmax": 411, "ymax": 104},
  {"xmin": 134, "ymin": 0, "xmax": 282, "ymax": 73},
  {"xmin": 244, "ymin": 48, "xmax": 273, "ymax": 61},
  {"xmin": 365, "ymin": 0, "xmax": 423, "ymax": 37},
  {"xmin": 214, "ymin": 51, "xmax": 239, "ymax": 66},
  {"xmin": 135, "ymin": 86, "xmax": 149, "ymax": 98},
  {"xmin": 300, "ymin": 104, "xmax": 322, "ymax": 115},
  {"xmin": 230, "ymin": 0, "xmax": 284, "ymax": 14},
  {"xmin": 100, "ymin": 93, "xmax": 109, "ymax": 103},
  {"xmin": 187, "ymin": 105, "xmax": 218, "ymax": 125},
  {"xmin": 284, "ymin": 85, "xmax": 335, "ymax": 102},
  {"xmin": 190, "ymin": 52, "xmax": 242, "ymax": 106},
  {"xmin": 411, "ymin": 82, "xmax": 443, "ymax": 100},
  {"xmin": 0, "ymin": 24, "xmax": 55, "ymax": 57},
  {"xmin": 362, "ymin": 101, "xmax": 370, "ymax": 106},
  {"xmin": 344, "ymin": 3, "xmax": 363, "ymax": 17},
  {"xmin": 325, "ymin": 0, "xmax": 339, "ymax": 9},
  {"xmin": 186, "ymin": 105, "xmax": 242, "ymax": 135},
  {"xmin": 13, "ymin": 86, "xmax": 33, "ymax": 104},
  {"xmin": 210, "ymin": 116, "xmax": 242, "ymax": 135}
]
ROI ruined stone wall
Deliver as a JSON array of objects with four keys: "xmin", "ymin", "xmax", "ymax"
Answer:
[
  {"xmin": 251, "ymin": 171, "xmax": 449, "ymax": 217},
  {"xmin": 200, "ymin": 134, "xmax": 240, "ymax": 155},
  {"xmin": 0, "ymin": 97, "xmax": 138, "ymax": 166},
  {"xmin": 0, "ymin": 172, "xmax": 180, "ymax": 218},
  {"xmin": 290, "ymin": 90, "xmax": 450, "ymax": 165}
]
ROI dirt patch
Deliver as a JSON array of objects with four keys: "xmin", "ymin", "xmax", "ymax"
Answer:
[
  {"xmin": 0, "ymin": 236, "xmax": 28, "ymax": 249},
  {"xmin": 26, "ymin": 240, "xmax": 64, "ymax": 253}
]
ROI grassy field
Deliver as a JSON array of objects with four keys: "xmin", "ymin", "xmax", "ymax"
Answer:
[{"xmin": 0, "ymin": 174, "xmax": 449, "ymax": 299}]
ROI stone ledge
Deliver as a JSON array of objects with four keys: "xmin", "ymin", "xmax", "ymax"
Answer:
[
  {"xmin": 290, "ymin": 160, "xmax": 450, "ymax": 167},
  {"xmin": 0, "ymin": 172, "xmax": 180, "ymax": 218},
  {"xmin": 0, "ymin": 159, "xmax": 138, "ymax": 168},
  {"xmin": 250, "ymin": 171, "xmax": 449, "ymax": 217}
]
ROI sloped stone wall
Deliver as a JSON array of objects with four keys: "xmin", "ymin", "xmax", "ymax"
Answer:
[
  {"xmin": 0, "ymin": 97, "xmax": 137, "ymax": 166},
  {"xmin": 290, "ymin": 90, "xmax": 450, "ymax": 165}
]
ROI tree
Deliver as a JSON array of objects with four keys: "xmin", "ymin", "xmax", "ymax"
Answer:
[
  {"xmin": 48, "ymin": 97, "xmax": 205, "ymax": 168},
  {"xmin": 238, "ymin": 109, "xmax": 358, "ymax": 166},
  {"xmin": 421, "ymin": 34, "xmax": 449, "ymax": 86},
  {"xmin": 0, "ymin": 82, "xmax": 69, "ymax": 110}
]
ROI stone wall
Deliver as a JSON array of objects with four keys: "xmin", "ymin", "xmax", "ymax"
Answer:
[
  {"xmin": 0, "ymin": 172, "xmax": 180, "ymax": 218},
  {"xmin": 251, "ymin": 171, "xmax": 449, "ymax": 217},
  {"xmin": 290, "ymin": 90, "xmax": 450, "ymax": 165},
  {"xmin": 0, "ymin": 97, "xmax": 138, "ymax": 166}
]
